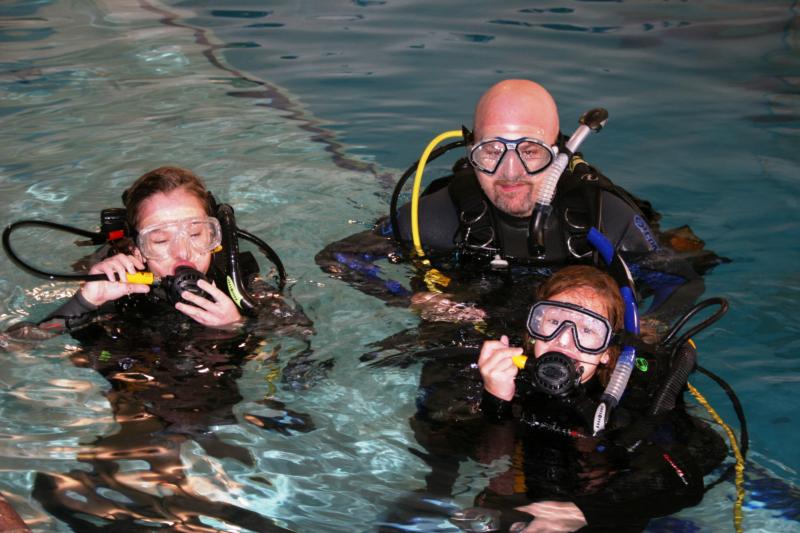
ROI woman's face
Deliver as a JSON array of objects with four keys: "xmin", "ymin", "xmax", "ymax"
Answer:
[
  {"xmin": 134, "ymin": 188, "xmax": 212, "ymax": 278},
  {"xmin": 532, "ymin": 287, "xmax": 612, "ymax": 383}
]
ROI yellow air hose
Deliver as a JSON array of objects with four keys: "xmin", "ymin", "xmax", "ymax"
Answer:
[
  {"xmin": 687, "ymin": 381, "xmax": 745, "ymax": 533},
  {"xmin": 410, "ymin": 130, "xmax": 464, "ymax": 258},
  {"xmin": 685, "ymin": 339, "xmax": 746, "ymax": 533},
  {"xmin": 408, "ymin": 129, "xmax": 463, "ymax": 292}
]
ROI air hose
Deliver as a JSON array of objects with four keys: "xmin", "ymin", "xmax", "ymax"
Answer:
[
  {"xmin": 2, "ymin": 220, "xmax": 155, "ymax": 285},
  {"xmin": 529, "ymin": 108, "xmax": 608, "ymax": 255},
  {"xmin": 389, "ymin": 138, "xmax": 465, "ymax": 244},
  {"xmin": 410, "ymin": 130, "xmax": 464, "ymax": 258},
  {"xmin": 586, "ymin": 227, "xmax": 639, "ymax": 434}
]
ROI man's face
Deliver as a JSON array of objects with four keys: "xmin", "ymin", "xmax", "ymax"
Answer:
[{"xmin": 471, "ymin": 126, "xmax": 553, "ymax": 218}]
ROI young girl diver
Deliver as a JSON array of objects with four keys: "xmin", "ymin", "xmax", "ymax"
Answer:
[{"xmin": 477, "ymin": 265, "xmax": 724, "ymax": 532}]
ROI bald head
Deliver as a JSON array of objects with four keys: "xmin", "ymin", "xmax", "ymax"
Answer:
[
  {"xmin": 469, "ymin": 80, "xmax": 561, "ymax": 218},
  {"xmin": 473, "ymin": 79, "xmax": 560, "ymax": 143}
]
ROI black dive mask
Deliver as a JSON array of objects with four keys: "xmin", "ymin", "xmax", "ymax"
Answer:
[
  {"xmin": 161, "ymin": 265, "xmax": 211, "ymax": 305},
  {"xmin": 530, "ymin": 351, "xmax": 584, "ymax": 398}
]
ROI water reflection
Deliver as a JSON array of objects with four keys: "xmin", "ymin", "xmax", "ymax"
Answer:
[{"xmin": 27, "ymin": 295, "xmax": 316, "ymax": 531}]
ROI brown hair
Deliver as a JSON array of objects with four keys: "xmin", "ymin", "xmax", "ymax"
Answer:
[
  {"xmin": 123, "ymin": 166, "xmax": 212, "ymax": 230},
  {"xmin": 535, "ymin": 265, "xmax": 625, "ymax": 386}
]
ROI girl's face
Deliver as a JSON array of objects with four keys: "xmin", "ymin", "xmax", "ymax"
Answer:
[
  {"xmin": 532, "ymin": 287, "xmax": 612, "ymax": 383},
  {"xmin": 134, "ymin": 188, "xmax": 212, "ymax": 278}
]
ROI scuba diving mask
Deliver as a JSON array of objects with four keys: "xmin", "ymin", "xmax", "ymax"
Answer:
[
  {"xmin": 526, "ymin": 300, "xmax": 614, "ymax": 355},
  {"xmin": 468, "ymin": 136, "xmax": 556, "ymax": 175},
  {"xmin": 136, "ymin": 216, "xmax": 222, "ymax": 261}
]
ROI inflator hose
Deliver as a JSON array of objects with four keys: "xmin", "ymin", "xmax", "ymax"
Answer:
[
  {"xmin": 2, "ymin": 219, "xmax": 154, "ymax": 285},
  {"xmin": 649, "ymin": 342, "xmax": 697, "ymax": 416}
]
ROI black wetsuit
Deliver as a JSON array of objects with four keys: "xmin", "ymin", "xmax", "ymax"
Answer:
[{"xmin": 405, "ymin": 349, "xmax": 728, "ymax": 532}]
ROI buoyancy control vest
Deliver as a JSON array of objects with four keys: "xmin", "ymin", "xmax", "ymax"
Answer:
[{"xmin": 440, "ymin": 156, "xmax": 657, "ymax": 267}]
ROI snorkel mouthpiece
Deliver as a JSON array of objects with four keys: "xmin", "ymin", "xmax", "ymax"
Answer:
[{"xmin": 529, "ymin": 108, "xmax": 608, "ymax": 256}]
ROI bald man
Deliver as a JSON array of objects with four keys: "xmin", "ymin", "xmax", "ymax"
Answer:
[
  {"xmin": 471, "ymin": 79, "xmax": 561, "ymax": 218},
  {"xmin": 316, "ymin": 79, "xmax": 709, "ymax": 324},
  {"xmin": 384, "ymin": 79, "xmax": 662, "ymax": 263}
]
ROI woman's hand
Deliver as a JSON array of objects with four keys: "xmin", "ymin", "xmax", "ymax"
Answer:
[
  {"xmin": 478, "ymin": 335, "xmax": 522, "ymax": 401},
  {"xmin": 175, "ymin": 279, "xmax": 243, "ymax": 328},
  {"xmin": 511, "ymin": 501, "xmax": 587, "ymax": 533},
  {"xmin": 80, "ymin": 254, "xmax": 150, "ymax": 307}
]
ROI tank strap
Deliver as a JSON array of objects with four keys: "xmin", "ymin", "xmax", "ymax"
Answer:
[
  {"xmin": 444, "ymin": 154, "xmax": 647, "ymax": 262},
  {"xmin": 447, "ymin": 166, "xmax": 498, "ymax": 253}
]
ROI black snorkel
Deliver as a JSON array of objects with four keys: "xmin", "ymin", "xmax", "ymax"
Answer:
[
  {"xmin": 529, "ymin": 108, "xmax": 608, "ymax": 257},
  {"xmin": 207, "ymin": 194, "xmax": 287, "ymax": 300},
  {"xmin": 214, "ymin": 204, "xmax": 259, "ymax": 313}
]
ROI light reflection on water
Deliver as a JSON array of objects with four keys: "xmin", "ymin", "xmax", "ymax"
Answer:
[{"xmin": 1, "ymin": 0, "xmax": 799, "ymax": 531}]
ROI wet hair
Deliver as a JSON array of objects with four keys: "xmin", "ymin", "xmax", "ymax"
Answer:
[
  {"xmin": 123, "ymin": 166, "xmax": 212, "ymax": 231},
  {"xmin": 535, "ymin": 265, "xmax": 625, "ymax": 386}
]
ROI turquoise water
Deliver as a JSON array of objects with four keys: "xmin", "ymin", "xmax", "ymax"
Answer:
[{"xmin": 0, "ymin": 0, "xmax": 798, "ymax": 531}]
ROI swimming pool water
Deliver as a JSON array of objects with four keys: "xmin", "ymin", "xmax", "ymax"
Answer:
[{"xmin": 1, "ymin": 0, "xmax": 799, "ymax": 531}]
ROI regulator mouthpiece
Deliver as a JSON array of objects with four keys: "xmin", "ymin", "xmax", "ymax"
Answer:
[
  {"xmin": 514, "ymin": 352, "xmax": 584, "ymax": 398},
  {"xmin": 163, "ymin": 266, "xmax": 211, "ymax": 305}
]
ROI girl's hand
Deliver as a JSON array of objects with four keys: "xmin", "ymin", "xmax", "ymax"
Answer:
[
  {"xmin": 512, "ymin": 501, "xmax": 587, "ymax": 533},
  {"xmin": 478, "ymin": 335, "xmax": 523, "ymax": 401}
]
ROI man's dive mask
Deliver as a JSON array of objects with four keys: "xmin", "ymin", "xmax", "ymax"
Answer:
[{"xmin": 468, "ymin": 136, "xmax": 557, "ymax": 175}]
